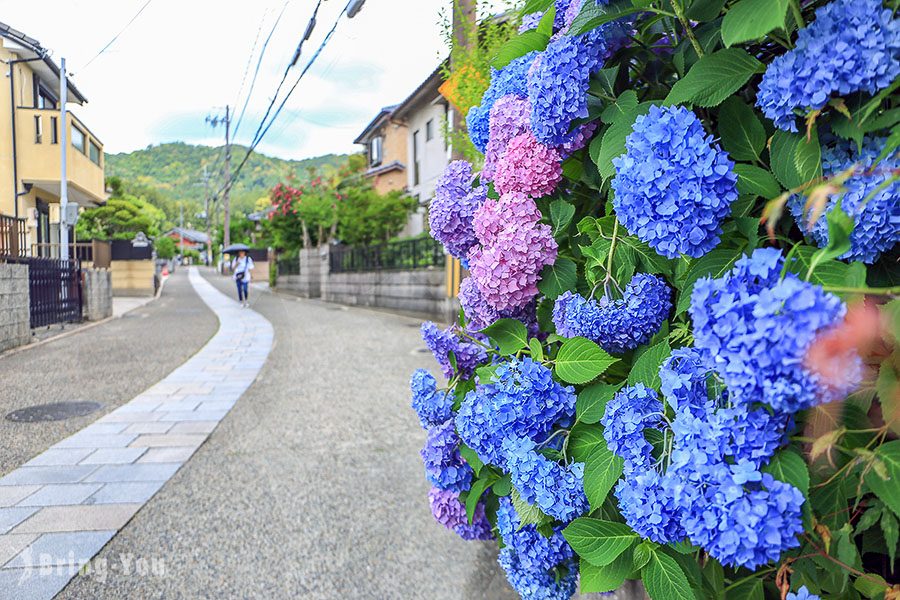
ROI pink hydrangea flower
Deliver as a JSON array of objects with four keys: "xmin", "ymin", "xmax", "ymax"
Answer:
[
  {"xmin": 473, "ymin": 191, "xmax": 543, "ymax": 247},
  {"xmin": 483, "ymin": 95, "xmax": 532, "ymax": 183},
  {"xmin": 493, "ymin": 131, "xmax": 563, "ymax": 198}
]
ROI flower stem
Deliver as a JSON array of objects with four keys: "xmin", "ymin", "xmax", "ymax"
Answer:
[
  {"xmin": 604, "ymin": 219, "xmax": 620, "ymax": 283},
  {"xmin": 822, "ymin": 285, "xmax": 900, "ymax": 296},
  {"xmin": 669, "ymin": 0, "xmax": 703, "ymax": 57}
]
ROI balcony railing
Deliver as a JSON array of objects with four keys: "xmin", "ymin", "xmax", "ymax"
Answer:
[
  {"xmin": 329, "ymin": 237, "xmax": 445, "ymax": 274},
  {"xmin": 31, "ymin": 240, "xmax": 111, "ymax": 268}
]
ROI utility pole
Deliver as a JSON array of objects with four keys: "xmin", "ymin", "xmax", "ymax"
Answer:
[
  {"xmin": 451, "ymin": 1, "xmax": 476, "ymax": 161},
  {"xmin": 224, "ymin": 105, "xmax": 231, "ymax": 249},
  {"xmin": 179, "ymin": 202, "xmax": 184, "ymax": 257},
  {"xmin": 202, "ymin": 166, "xmax": 212, "ymax": 266},
  {"xmin": 59, "ymin": 57, "xmax": 69, "ymax": 260}
]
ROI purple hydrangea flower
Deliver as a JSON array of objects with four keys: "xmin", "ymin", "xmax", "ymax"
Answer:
[
  {"xmin": 410, "ymin": 369, "xmax": 452, "ymax": 429},
  {"xmin": 428, "ymin": 487, "xmax": 493, "ymax": 540},
  {"xmin": 690, "ymin": 248, "xmax": 860, "ymax": 413},
  {"xmin": 757, "ymin": 0, "xmax": 900, "ymax": 131},
  {"xmin": 483, "ymin": 95, "xmax": 532, "ymax": 183},
  {"xmin": 458, "ymin": 277, "xmax": 539, "ymax": 336},
  {"xmin": 421, "ymin": 321, "xmax": 488, "ymax": 380},
  {"xmin": 789, "ymin": 136, "xmax": 900, "ymax": 264},
  {"xmin": 467, "ymin": 52, "xmax": 539, "ymax": 152},
  {"xmin": 429, "ymin": 160, "xmax": 487, "ymax": 259},
  {"xmin": 552, "ymin": 274, "xmax": 671, "ymax": 353},
  {"xmin": 421, "ymin": 420, "xmax": 473, "ymax": 492},
  {"xmin": 496, "ymin": 497, "xmax": 574, "ymax": 571},
  {"xmin": 502, "ymin": 437, "xmax": 589, "ymax": 522},
  {"xmin": 455, "ymin": 357, "xmax": 576, "ymax": 466},
  {"xmin": 612, "ymin": 105, "xmax": 738, "ymax": 258}
]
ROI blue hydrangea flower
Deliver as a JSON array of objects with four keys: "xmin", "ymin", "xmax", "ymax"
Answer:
[
  {"xmin": 467, "ymin": 52, "xmax": 539, "ymax": 152},
  {"xmin": 421, "ymin": 321, "xmax": 488, "ymax": 380},
  {"xmin": 659, "ymin": 347, "xmax": 716, "ymax": 417},
  {"xmin": 519, "ymin": 11, "xmax": 545, "ymax": 33},
  {"xmin": 787, "ymin": 586, "xmax": 821, "ymax": 600},
  {"xmin": 615, "ymin": 470, "xmax": 685, "ymax": 544},
  {"xmin": 789, "ymin": 136, "xmax": 900, "ymax": 264},
  {"xmin": 552, "ymin": 274, "xmax": 671, "ymax": 353},
  {"xmin": 503, "ymin": 437, "xmax": 589, "ymax": 522},
  {"xmin": 429, "ymin": 161, "xmax": 487, "ymax": 259},
  {"xmin": 690, "ymin": 248, "xmax": 860, "ymax": 413},
  {"xmin": 410, "ymin": 369, "xmax": 453, "ymax": 429},
  {"xmin": 601, "ymin": 384, "xmax": 663, "ymax": 474},
  {"xmin": 757, "ymin": 0, "xmax": 900, "ymax": 131},
  {"xmin": 455, "ymin": 357, "xmax": 576, "ymax": 465},
  {"xmin": 421, "ymin": 420, "xmax": 473, "ymax": 492},
  {"xmin": 496, "ymin": 497, "xmax": 575, "ymax": 572},
  {"xmin": 458, "ymin": 277, "xmax": 539, "ymax": 336},
  {"xmin": 428, "ymin": 487, "xmax": 494, "ymax": 541},
  {"xmin": 612, "ymin": 105, "xmax": 738, "ymax": 258},
  {"xmin": 498, "ymin": 547, "xmax": 578, "ymax": 600}
]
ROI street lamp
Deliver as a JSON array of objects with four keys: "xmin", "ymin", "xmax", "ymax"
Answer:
[{"xmin": 347, "ymin": 0, "xmax": 366, "ymax": 18}]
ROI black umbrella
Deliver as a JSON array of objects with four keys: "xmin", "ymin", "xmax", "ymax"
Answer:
[{"xmin": 222, "ymin": 243, "xmax": 251, "ymax": 254}]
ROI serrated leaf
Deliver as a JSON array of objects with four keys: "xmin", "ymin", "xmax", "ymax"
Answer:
[
  {"xmin": 854, "ymin": 573, "xmax": 890, "ymax": 599},
  {"xmin": 579, "ymin": 550, "xmax": 631, "ymax": 594},
  {"xmin": 642, "ymin": 549, "xmax": 694, "ymax": 600},
  {"xmin": 665, "ymin": 48, "xmax": 764, "ymax": 108},
  {"xmin": 627, "ymin": 340, "xmax": 671, "ymax": 390},
  {"xmin": 771, "ymin": 129, "xmax": 821, "ymax": 189},
  {"xmin": 785, "ymin": 245, "xmax": 865, "ymax": 290},
  {"xmin": 718, "ymin": 97, "xmax": 766, "ymax": 162},
  {"xmin": 726, "ymin": 577, "xmax": 764, "ymax": 600},
  {"xmin": 529, "ymin": 338, "xmax": 544, "ymax": 362},
  {"xmin": 555, "ymin": 337, "xmax": 619, "ymax": 384},
  {"xmin": 458, "ymin": 443, "xmax": 484, "ymax": 476},
  {"xmin": 511, "ymin": 487, "xmax": 553, "ymax": 529},
  {"xmin": 596, "ymin": 102, "xmax": 656, "ymax": 179},
  {"xmin": 492, "ymin": 474, "xmax": 512, "ymax": 497},
  {"xmin": 584, "ymin": 442, "xmax": 624, "ymax": 510},
  {"xmin": 550, "ymin": 199, "xmax": 576, "ymax": 237},
  {"xmin": 632, "ymin": 541, "xmax": 654, "ymax": 570},
  {"xmin": 519, "ymin": 0, "xmax": 554, "ymax": 15},
  {"xmin": 568, "ymin": 422, "xmax": 607, "ymax": 462},
  {"xmin": 734, "ymin": 164, "xmax": 781, "ymax": 199},
  {"xmin": 676, "ymin": 246, "xmax": 746, "ymax": 315},
  {"xmin": 685, "ymin": 0, "xmax": 726, "ymax": 21},
  {"xmin": 617, "ymin": 235, "xmax": 672, "ymax": 275},
  {"xmin": 536, "ymin": 5, "xmax": 556, "ymax": 36},
  {"xmin": 865, "ymin": 440, "xmax": 900, "ymax": 520},
  {"xmin": 538, "ymin": 257, "xmax": 578, "ymax": 299},
  {"xmin": 481, "ymin": 318, "xmax": 529, "ymax": 356},
  {"xmin": 465, "ymin": 475, "xmax": 495, "ymax": 524},
  {"xmin": 721, "ymin": 0, "xmax": 789, "ymax": 47},
  {"xmin": 763, "ymin": 449, "xmax": 810, "ymax": 498},
  {"xmin": 563, "ymin": 518, "xmax": 637, "ymax": 566},
  {"xmin": 794, "ymin": 126, "xmax": 823, "ymax": 185},
  {"xmin": 491, "ymin": 30, "xmax": 549, "ymax": 70},
  {"xmin": 881, "ymin": 510, "xmax": 898, "ymax": 565},
  {"xmin": 570, "ymin": 1, "xmax": 644, "ymax": 37},
  {"xmin": 577, "ymin": 382, "xmax": 623, "ymax": 424},
  {"xmin": 804, "ymin": 202, "xmax": 854, "ymax": 280}
]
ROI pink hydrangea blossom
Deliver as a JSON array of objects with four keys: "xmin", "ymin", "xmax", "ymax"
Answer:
[
  {"xmin": 473, "ymin": 191, "xmax": 542, "ymax": 247},
  {"xmin": 483, "ymin": 96, "xmax": 532, "ymax": 183},
  {"xmin": 493, "ymin": 132, "xmax": 563, "ymax": 197}
]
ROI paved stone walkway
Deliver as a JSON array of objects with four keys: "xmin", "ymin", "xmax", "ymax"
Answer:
[{"xmin": 0, "ymin": 268, "xmax": 272, "ymax": 599}]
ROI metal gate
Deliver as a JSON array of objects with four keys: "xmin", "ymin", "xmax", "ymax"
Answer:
[{"xmin": 20, "ymin": 257, "xmax": 83, "ymax": 328}]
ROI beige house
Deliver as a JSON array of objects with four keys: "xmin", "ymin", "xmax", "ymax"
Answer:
[{"xmin": 354, "ymin": 105, "xmax": 408, "ymax": 195}]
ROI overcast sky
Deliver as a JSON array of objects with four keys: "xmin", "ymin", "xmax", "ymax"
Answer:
[{"xmin": 1, "ymin": 0, "xmax": 507, "ymax": 160}]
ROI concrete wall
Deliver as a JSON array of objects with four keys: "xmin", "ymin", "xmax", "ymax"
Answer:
[
  {"xmin": 276, "ymin": 249, "xmax": 328, "ymax": 299},
  {"xmin": 0, "ymin": 264, "xmax": 30, "ymax": 353},
  {"xmin": 82, "ymin": 268, "xmax": 113, "ymax": 321},
  {"xmin": 111, "ymin": 260, "xmax": 156, "ymax": 297}
]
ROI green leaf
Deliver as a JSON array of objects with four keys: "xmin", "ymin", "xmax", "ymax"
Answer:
[
  {"xmin": 786, "ymin": 245, "xmax": 866, "ymax": 290},
  {"xmin": 595, "ymin": 102, "xmax": 656, "ymax": 179},
  {"xmin": 529, "ymin": 338, "xmax": 545, "ymax": 362},
  {"xmin": 617, "ymin": 235, "xmax": 672, "ymax": 275},
  {"xmin": 577, "ymin": 382, "xmax": 622, "ymax": 424},
  {"xmin": 458, "ymin": 443, "xmax": 484, "ymax": 476},
  {"xmin": 805, "ymin": 202, "xmax": 854, "ymax": 280},
  {"xmin": 685, "ymin": 0, "xmax": 726, "ymax": 21},
  {"xmin": 570, "ymin": 1, "xmax": 644, "ymax": 37},
  {"xmin": 563, "ymin": 518, "xmax": 637, "ymax": 567},
  {"xmin": 481, "ymin": 318, "xmax": 529, "ymax": 356},
  {"xmin": 734, "ymin": 164, "xmax": 781, "ymax": 199},
  {"xmin": 465, "ymin": 475, "xmax": 495, "ymax": 524},
  {"xmin": 676, "ymin": 246, "xmax": 746, "ymax": 315},
  {"xmin": 627, "ymin": 340, "xmax": 671, "ymax": 390},
  {"xmin": 770, "ymin": 129, "xmax": 822, "ymax": 189},
  {"xmin": 519, "ymin": 0, "xmax": 554, "ymax": 15},
  {"xmin": 718, "ymin": 97, "xmax": 766, "ymax": 162},
  {"xmin": 592, "ymin": 65, "xmax": 619, "ymax": 97},
  {"xmin": 632, "ymin": 540, "xmax": 655, "ymax": 570},
  {"xmin": 579, "ymin": 551, "xmax": 631, "ymax": 594},
  {"xmin": 665, "ymin": 48, "xmax": 764, "ymax": 108},
  {"xmin": 491, "ymin": 30, "xmax": 549, "ymax": 70},
  {"xmin": 865, "ymin": 440, "xmax": 900, "ymax": 520},
  {"xmin": 568, "ymin": 422, "xmax": 608, "ymax": 462},
  {"xmin": 555, "ymin": 337, "xmax": 619, "ymax": 384},
  {"xmin": 600, "ymin": 90, "xmax": 639, "ymax": 124},
  {"xmin": 854, "ymin": 573, "xmax": 890, "ymax": 599},
  {"xmin": 794, "ymin": 126, "xmax": 823, "ymax": 185},
  {"xmin": 492, "ymin": 474, "xmax": 512, "ymax": 497},
  {"xmin": 763, "ymin": 449, "xmax": 810, "ymax": 498},
  {"xmin": 726, "ymin": 577, "xmax": 764, "ymax": 600},
  {"xmin": 721, "ymin": 0, "xmax": 789, "ymax": 47},
  {"xmin": 511, "ymin": 487, "xmax": 553, "ymax": 528},
  {"xmin": 583, "ymin": 442, "xmax": 624, "ymax": 510},
  {"xmin": 536, "ymin": 5, "xmax": 556, "ymax": 36},
  {"xmin": 475, "ymin": 363, "xmax": 499, "ymax": 383},
  {"xmin": 538, "ymin": 257, "xmax": 578, "ymax": 299},
  {"xmin": 881, "ymin": 510, "xmax": 898, "ymax": 565},
  {"xmin": 550, "ymin": 199, "xmax": 576, "ymax": 237},
  {"xmin": 642, "ymin": 549, "xmax": 694, "ymax": 600}
]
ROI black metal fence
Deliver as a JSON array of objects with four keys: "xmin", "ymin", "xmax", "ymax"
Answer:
[
  {"xmin": 329, "ymin": 237, "xmax": 445, "ymax": 274},
  {"xmin": 277, "ymin": 257, "xmax": 300, "ymax": 276},
  {"xmin": 1, "ymin": 256, "xmax": 82, "ymax": 328},
  {"xmin": 0, "ymin": 215, "xmax": 27, "ymax": 257}
]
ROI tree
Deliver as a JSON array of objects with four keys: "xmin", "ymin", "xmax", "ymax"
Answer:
[
  {"xmin": 154, "ymin": 236, "xmax": 176, "ymax": 260},
  {"xmin": 76, "ymin": 186, "xmax": 166, "ymax": 241}
]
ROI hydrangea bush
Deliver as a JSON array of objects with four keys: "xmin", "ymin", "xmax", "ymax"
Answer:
[{"xmin": 412, "ymin": 1, "xmax": 900, "ymax": 599}]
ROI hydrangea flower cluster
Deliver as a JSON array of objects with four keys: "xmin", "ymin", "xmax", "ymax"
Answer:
[
  {"xmin": 468, "ymin": 193, "xmax": 558, "ymax": 311},
  {"xmin": 757, "ymin": 0, "xmax": 900, "ymax": 131},
  {"xmin": 421, "ymin": 419, "xmax": 473, "ymax": 493},
  {"xmin": 458, "ymin": 277, "xmax": 538, "ymax": 336},
  {"xmin": 519, "ymin": 11, "xmax": 544, "ymax": 33},
  {"xmin": 496, "ymin": 497, "xmax": 575, "ymax": 572},
  {"xmin": 601, "ymin": 384, "xmax": 663, "ymax": 473},
  {"xmin": 410, "ymin": 369, "xmax": 452, "ymax": 429},
  {"xmin": 483, "ymin": 95, "xmax": 532, "ymax": 183},
  {"xmin": 498, "ymin": 547, "xmax": 578, "ymax": 600},
  {"xmin": 790, "ymin": 136, "xmax": 900, "ymax": 264},
  {"xmin": 612, "ymin": 105, "xmax": 738, "ymax": 258},
  {"xmin": 466, "ymin": 52, "xmax": 538, "ymax": 153},
  {"xmin": 427, "ymin": 487, "xmax": 493, "ymax": 541},
  {"xmin": 493, "ymin": 131, "xmax": 563, "ymax": 198},
  {"xmin": 428, "ymin": 161, "xmax": 487, "ymax": 259},
  {"xmin": 552, "ymin": 274, "xmax": 671, "ymax": 354},
  {"xmin": 690, "ymin": 248, "xmax": 860, "ymax": 412},
  {"xmin": 455, "ymin": 357, "xmax": 576, "ymax": 466},
  {"xmin": 502, "ymin": 437, "xmax": 589, "ymax": 522},
  {"xmin": 421, "ymin": 321, "xmax": 488, "ymax": 380}
]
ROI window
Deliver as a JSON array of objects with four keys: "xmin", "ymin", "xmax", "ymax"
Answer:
[
  {"xmin": 50, "ymin": 117, "xmax": 58, "ymax": 144},
  {"xmin": 425, "ymin": 119, "xmax": 434, "ymax": 141},
  {"xmin": 89, "ymin": 140, "xmax": 102, "ymax": 166},
  {"xmin": 35, "ymin": 84, "xmax": 57, "ymax": 110},
  {"xmin": 34, "ymin": 115, "xmax": 42, "ymax": 144},
  {"xmin": 71, "ymin": 125, "xmax": 86, "ymax": 154},
  {"xmin": 413, "ymin": 130, "xmax": 421, "ymax": 186},
  {"xmin": 370, "ymin": 136, "xmax": 383, "ymax": 167}
]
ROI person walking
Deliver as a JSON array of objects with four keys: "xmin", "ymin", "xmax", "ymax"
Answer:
[{"xmin": 231, "ymin": 249, "xmax": 255, "ymax": 307}]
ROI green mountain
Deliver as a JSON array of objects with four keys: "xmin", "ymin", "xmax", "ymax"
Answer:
[{"xmin": 105, "ymin": 142, "xmax": 350, "ymax": 221}]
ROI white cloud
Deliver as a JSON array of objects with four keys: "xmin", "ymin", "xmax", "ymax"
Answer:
[{"xmin": 0, "ymin": 0, "xmax": 506, "ymax": 160}]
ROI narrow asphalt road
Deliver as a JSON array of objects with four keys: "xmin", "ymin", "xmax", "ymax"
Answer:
[
  {"xmin": 0, "ymin": 269, "xmax": 217, "ymax": 477},
  {"xmin": 60, "ymin": 269, "xmax": 517, "ymax": 599}
]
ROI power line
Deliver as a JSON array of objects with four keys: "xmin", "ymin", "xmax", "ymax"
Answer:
[
  {"xmin": 76, "ymin": 0, "xmax": 154, "ymax": 73},
  {"xmin": 231, "ymin": 7, "xmax": 270, "ymax": 121}
]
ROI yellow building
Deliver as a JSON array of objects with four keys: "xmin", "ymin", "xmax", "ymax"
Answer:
[
  {"xmin": 0, "ymin": 22, "xmax": 106, "ymax": 255},
  {"xmin": 354, "ymin": 105, "xmax": 409, "ymax": 196}
]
